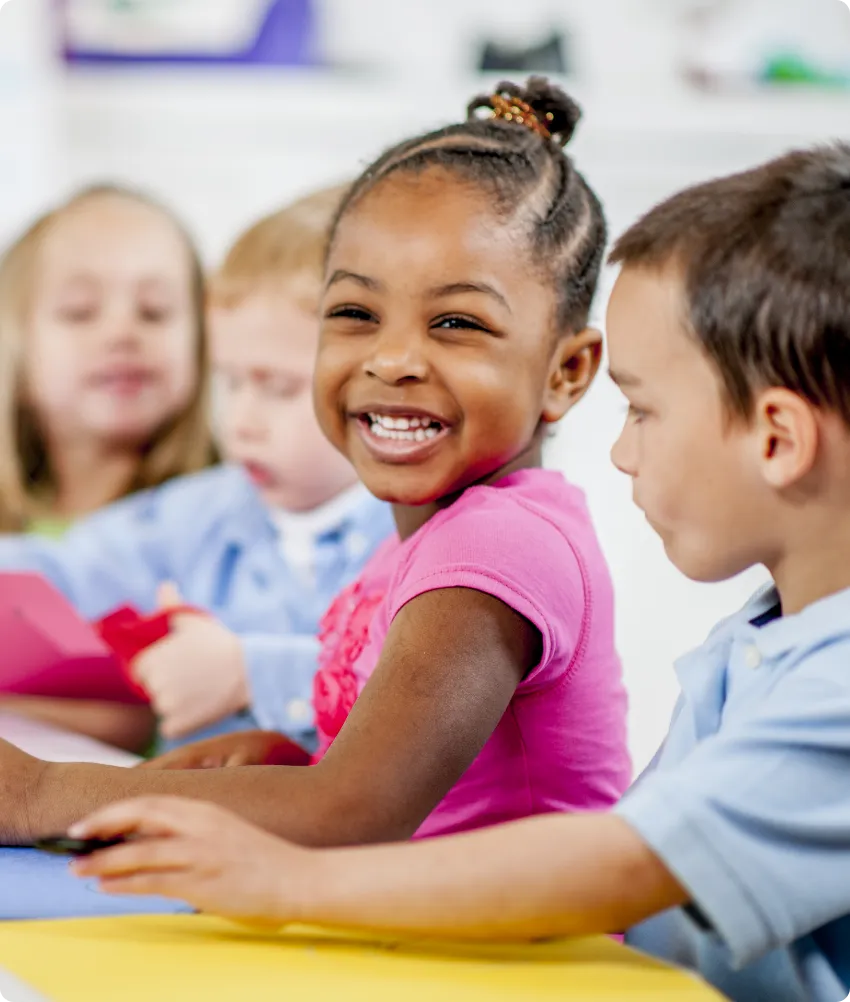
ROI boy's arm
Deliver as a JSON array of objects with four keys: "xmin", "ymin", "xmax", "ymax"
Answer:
[
  {"xmin": 72, "ymin": 798, "xmax": 686, "ymax": 937},
  {"xmin": 613, "ymin": 660, "xmax": 850, "ymax": 969},
  {"xmin": 297, "ymin": 812, "xmax": 687, "ymax": 939}
]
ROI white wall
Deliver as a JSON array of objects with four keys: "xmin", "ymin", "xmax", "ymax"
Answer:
[{"xmin": 0, "ymin": 0, "xmax": 58, "ymax": 240}]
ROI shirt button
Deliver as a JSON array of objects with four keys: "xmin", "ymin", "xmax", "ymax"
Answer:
[
  {"xmin": 287, "ymin": 699, "xmax": 313, "ymax": 726},
  {"xmin": 743, "ymin": 644, "xmax": 762, "ymax": 670},
  {"xmin": 347, "ymin": 532, "xmax": 370, "ymax": 559}
]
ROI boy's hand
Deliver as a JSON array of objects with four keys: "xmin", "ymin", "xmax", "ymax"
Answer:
[
  {"xmin": 132, "ymin": 584, "xmax": 250, "ymax": 741},
  {"xmin": 70, "ymin": 797, "xmax": 312, "ymax": 926},
  {"xmin": 138, "ymin": 730, "xmax": 311, "ymax": 770},
  {"xmin": 0, "ymin": 739, "xmax": 50, "ymax": 845}
]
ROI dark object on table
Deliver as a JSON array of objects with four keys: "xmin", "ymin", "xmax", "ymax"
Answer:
[{"xmin": 32, "ymin": 836, "xmax": 128, "ymax": 858}]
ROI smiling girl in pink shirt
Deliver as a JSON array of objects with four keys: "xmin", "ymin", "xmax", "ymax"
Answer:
[{"xmin": 1, "ymin": 78, "xmax": 630, "ymax": 872}]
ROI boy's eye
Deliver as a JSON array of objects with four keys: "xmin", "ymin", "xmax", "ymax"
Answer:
[
  {"xmin": 325, "ymin": 305, "xmax": 375, "ymax": 323},
  {"xmin": 626, "ymin": 404, "xmax": 648, "ymax": 423},
  {"xmin": 266, "ymin": 377, "xmax": 303, "ymax": 399}
]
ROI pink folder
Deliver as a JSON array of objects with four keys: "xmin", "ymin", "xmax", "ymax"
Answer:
[{"xmin": 0, "ymin": 573, "xmax": 149, "ymax": 705}]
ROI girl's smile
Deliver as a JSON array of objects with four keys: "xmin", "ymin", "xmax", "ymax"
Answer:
[{"xmin": 353, "ymin": 407, "xmax": 451, "ymax": 464}]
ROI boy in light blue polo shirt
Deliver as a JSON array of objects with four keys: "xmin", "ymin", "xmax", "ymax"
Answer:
[{"xmin": 60, "ymin": 143, "xmax": 850, "ymax": 1002}]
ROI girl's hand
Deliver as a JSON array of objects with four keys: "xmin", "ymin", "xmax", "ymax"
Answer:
[
  {"xmin": 70, "ymin": 796, "xmax": 312, "ymax": 926},
  {"xmin": 132, "ymin": 583, "xmax": 250, "ymax": 740},
  {"xmin": 138, "ymin": 731, "xmax": 311, "ymax": 770}
]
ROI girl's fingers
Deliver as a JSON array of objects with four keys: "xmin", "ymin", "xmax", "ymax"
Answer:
[
  {"xmin": 72, "ymin": 835, "xmax": 193, "ymax": 879},
  {"xmin": 70, "ymin": 795, "xmax": 203, "ymax": 840},
  {"xmin": 97, "ymin": 871, "xmax": 194, "ymax": 900}
]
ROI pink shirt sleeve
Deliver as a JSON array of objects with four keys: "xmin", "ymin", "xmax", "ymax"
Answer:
[{"xmin": 386, "ymin": 497, "xmax": 589, "ymax": 688}]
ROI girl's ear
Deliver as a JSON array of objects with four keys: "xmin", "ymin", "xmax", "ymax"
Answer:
[{"xmin": 541, "ymin": 328, "xmax": 603, "ymax": 424}]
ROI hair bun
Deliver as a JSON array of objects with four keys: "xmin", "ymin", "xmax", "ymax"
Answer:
[{"xmin": 467, "ymin": 76, "xmax": 582, "ymax": 148}]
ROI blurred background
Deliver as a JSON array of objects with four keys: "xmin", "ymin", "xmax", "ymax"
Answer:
[{"xmin": 2, "ymin": 0, "xmax": 849, "ymax": 768}]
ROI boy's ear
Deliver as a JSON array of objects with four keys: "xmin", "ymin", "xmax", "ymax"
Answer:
[
  {"xmin": 752, "ymin": 388, "xmax": 819, "ymax": 488},
  {"xmin": 542, "ymin": 328, "xmax": 603, "ymax": 424}
]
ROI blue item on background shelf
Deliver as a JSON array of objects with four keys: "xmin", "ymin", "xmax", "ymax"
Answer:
[{"xmin": 63, "ymin": 0, "xmax": 316, "ymax": 67}]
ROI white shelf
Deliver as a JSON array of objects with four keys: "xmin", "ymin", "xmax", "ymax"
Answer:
[
  {"xmin": 55, "ymin": 65, "xmax": 850, "ymax": 259},
  {"xmin": 60, "ymin": 65, "xmax": 850, "ymax": 140}
]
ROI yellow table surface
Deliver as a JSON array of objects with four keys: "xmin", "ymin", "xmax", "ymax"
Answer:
[{"xmin": 0, "ymin": 913, "xmax": 722, "ymax": 1001}]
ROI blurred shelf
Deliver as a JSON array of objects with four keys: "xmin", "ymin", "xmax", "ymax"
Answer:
[
  {"xmin": 54, "ymin": 65, "xmax": 850, "ymax": 259},
  {"xmin": 59, "ymin": 65, "xmax": 850, "ymax": 144}
]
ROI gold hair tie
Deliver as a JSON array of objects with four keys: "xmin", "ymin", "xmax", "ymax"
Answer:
[{"xmin": 488, "ymin": 93, "xmax": 553, "ymax": 140}]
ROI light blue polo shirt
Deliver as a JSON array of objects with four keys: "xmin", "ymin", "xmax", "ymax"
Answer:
[{"xmin": 616, "ymin": 583, "xmax": 850, "ymax": 1002}]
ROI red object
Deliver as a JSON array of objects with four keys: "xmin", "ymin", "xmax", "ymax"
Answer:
[
  {"xmin": 0, "ymin": 573, "xmax": 202, "ymax": 705},
  {"xmin": 94, "ymin": 603, "xmax": 202, "ymax": 700}
]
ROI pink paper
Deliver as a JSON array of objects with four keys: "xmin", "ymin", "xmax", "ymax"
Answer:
[{"xmin": 0, "ymin": 573, "xmax": 148, "ymax": 704}]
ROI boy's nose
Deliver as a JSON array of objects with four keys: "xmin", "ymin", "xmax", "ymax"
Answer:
[
  {"xmin": 610, "ymin": 427, "xmax": 636, "ymax": 477},
  {"xmin": 229, "ymin": 389, "xmax": 267, "ymax": 442}
]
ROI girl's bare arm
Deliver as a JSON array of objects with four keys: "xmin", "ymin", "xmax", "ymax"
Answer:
[{"xmin": 3, "ymin": 587, "xmax": 537, "ymax": 845}]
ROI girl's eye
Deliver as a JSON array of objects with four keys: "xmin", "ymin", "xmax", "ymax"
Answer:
[
  {"xmin": 627, "ymin": 404, "xmax": 648, "ymax": 423},
  {"xmin": 58, "ymin": 305, "xmax": 96, "ymax": 323},
  {"xmin": 325, "ymin": 305, "xmax": 375, "ymax": 323},
  {"xmin": 433, "ymin": 315, "xmax": 490, "ymax": 333}
]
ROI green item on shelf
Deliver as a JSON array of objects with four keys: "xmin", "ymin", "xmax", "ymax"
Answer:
[{"xmin": 762, "ymin": 53, "xmax": 850, "ymax": 88}]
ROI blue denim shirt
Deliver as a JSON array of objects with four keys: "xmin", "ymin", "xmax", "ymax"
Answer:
[
  {"xmin": 617, "ymin": 584, "xmax": 850, "ymax": 1002},
  {"xmin": 0, "ymin": 465, "xmax": 394, "ymax": 747}
]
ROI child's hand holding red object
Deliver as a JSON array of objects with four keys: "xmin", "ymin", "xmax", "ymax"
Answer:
[{"xmin": 125, "ymin": 584, "xmax": 251, "ymax": 741}]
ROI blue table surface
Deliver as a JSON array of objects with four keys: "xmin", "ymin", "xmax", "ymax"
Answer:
[{"xmin": 0, "ymin": 847, "xmax": 192, "ymax": 921}]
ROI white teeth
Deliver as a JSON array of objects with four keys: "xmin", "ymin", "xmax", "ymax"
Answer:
[
  {"xmin": 366, "ymin": 413, "xmax": 443, "ymax": 443},
  {"xmin": 367, "ymin": 412, "xmax": 441, "ymax": 439}
]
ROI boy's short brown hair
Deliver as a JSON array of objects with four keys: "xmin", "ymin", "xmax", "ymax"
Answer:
[
  {"xmin": 209, "ymin": 183, "xmax": 349, "ymax": 309},
  {"xmin": 609, "ymin": 143, "xmax": 850, "ymax": 424}
]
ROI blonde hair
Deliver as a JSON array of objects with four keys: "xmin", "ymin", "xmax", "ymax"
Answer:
[
  {"xmin": 209, "ymin": 183, "xmax": 350, "ymax": 310},
  {"xmin": 0, "ymin": 184, "xmax": 214, "ymax": 532}
]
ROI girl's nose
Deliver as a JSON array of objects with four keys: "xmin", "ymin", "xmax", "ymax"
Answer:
[
  {"xmin": 364, "ymin": 327, "xmax": 428, "ymax": 385},
  {"xmin": 101, "ymin": 305, "xmax": 143, "ymax": 350}
]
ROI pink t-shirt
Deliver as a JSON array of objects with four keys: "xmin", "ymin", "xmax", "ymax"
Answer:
[{"xmin": 312, "ymin": 468, "xmax": 631, "ymax": 839}]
